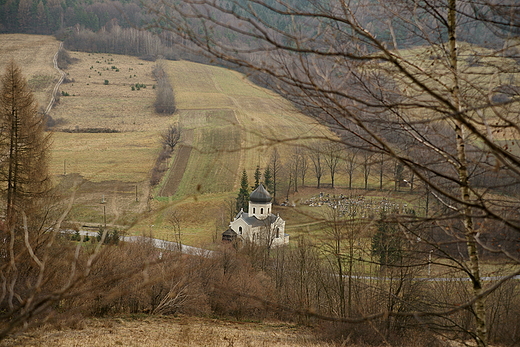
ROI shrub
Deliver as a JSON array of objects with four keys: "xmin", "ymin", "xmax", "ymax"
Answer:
[{"xmin": 152, "ymin": 62, "xmax": 176, "ymax": 114}]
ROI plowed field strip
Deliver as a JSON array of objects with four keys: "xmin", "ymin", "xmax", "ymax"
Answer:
[{"xmin": 158, "ymin": 134, "xmax": 193, "ymax": 197}]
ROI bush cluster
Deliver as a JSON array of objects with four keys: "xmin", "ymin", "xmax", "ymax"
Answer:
[
  {"xmin": 3, "ymin": 234, "xmax": 520, "ymax": 346},
  {"xmin": 152, "ymin": 62, "xmax": 176, "ymax": 114},
  {"xmin": 61, "ymin": 128, "xmax": 120, "ymax": 133}
]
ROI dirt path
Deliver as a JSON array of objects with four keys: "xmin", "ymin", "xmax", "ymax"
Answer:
[
  {"xmin": 45, "ymin": 42, "xmax": 65, "ymax": 115},
  {"xmin": 158, "ymin": 129, "xmax": 194, "ymax": 197}
]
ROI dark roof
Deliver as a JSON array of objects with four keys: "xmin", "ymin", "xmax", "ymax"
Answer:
[
  {"xmin": 240, "ymin": 213, "xmax": 280, "ymax": 228},
  {"xmin": 222, "ymin": 228, "xmax": 237, "ymax": 236},
  {"xmin": 222, "ymin": 228, "xmax": 238, "ymax": 242},
  {"xmin": 249, "ymin": 184, "xmax": 272, "ymax": 203}
]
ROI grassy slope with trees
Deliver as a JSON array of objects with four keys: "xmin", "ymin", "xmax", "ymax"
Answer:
[
  {"xmin": 1, "ymin": 5, "xmax": 520, "ymax": 342},
  {"xmin": 0, "ymin": 34, "xmax": 336, "ymax": 245}
]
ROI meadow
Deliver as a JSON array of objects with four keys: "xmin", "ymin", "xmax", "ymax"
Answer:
[
  {"xmin": 0, "ymin": 34, "xmax": 341, "ymax": 244},
  {"xmin": 0, "ymin": 34, "xmax": 60, "ymax": 109}
]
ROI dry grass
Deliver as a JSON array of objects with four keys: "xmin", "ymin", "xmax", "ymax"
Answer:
[
  {"xmin": 0, "ymin": 34, "xmax": 60, "ymax": 109},
  {"xmin": 51, "ymin": 132, "xmax": 160, "ymax": 182},
  {"xmin": 1, "ymin": 315, "xmax": 334, "ymax": 347},
  {"xmin": 50, "ymin": 51, "xmax": 169, "ymax": 132},
  {"xmin": 0, "ymin": 34, "xmax": 339, "ymax": 242}
]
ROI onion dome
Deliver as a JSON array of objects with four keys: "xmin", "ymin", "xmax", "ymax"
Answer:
[{"xmin": 249, "ymin": 184, "xmax": 272, "ymax": 203}]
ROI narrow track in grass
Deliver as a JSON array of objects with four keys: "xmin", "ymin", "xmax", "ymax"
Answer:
[
  {"xmin": 44, "ymin": 41, "xmax": 65, "ymax": 115},
  {"xmin": 158, "ymin": 129, "xmax": 194, "ymax": 197}
]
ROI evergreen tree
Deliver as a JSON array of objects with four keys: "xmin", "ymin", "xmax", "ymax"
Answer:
[
  {"xmin": 263, "ymin": 166, "xmax": 273, "ymax": 194},
  {"xmin": 0, "ymin": 61, "xmax": 51, "ymax": 230},
  {"xmin": 252, "ymin": 165, "xmax": 261, "ymax": 189},
  {"xmin": 236, "ymin": 169, "xmax": 249, "ymax": 213},
  {"xmin": 371, "ymin": 215, "xmax": 403, "ymax": 267}
]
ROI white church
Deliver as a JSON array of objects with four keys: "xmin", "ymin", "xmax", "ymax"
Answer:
[{"xmin": 222, "ymin": 184, "xmax": 288, "ymax": 246}]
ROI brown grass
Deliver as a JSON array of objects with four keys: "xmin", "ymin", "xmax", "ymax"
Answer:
[
  {"xmin": 1, "ymin": 315, "xmax": 333, "ymax": 347},
  {"xmin": 0, "ymin": 34, "xmax": 60, "ymax": 108}
]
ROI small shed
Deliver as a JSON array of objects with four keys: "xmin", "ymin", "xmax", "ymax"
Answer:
[{"xmin": 222, "ymin": 228, "xmax": 237, "ymax": 242}]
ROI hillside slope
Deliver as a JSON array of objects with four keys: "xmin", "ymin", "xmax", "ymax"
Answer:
[
  {"xmin": 0, "ymin": 34, "xmax": 333, "ymax": 243},
  {"xmin": 163, "ymin": 60, "xmax": 326, "ymax": 197},
  {"xmin": 0, "ymin": 34, "xmax": 61, "ymax": 109}
]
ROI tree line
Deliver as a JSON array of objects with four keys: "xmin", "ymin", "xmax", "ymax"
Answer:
[{"xmin": 0, "ymin": 0, "xmax": 145, "ymax": 35}]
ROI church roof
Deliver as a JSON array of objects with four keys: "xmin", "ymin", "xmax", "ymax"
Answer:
[
  {"xmin": 250, "ymin": 184, "xmax": 272, "ymax": 203},
  {"xmin": 240, "ymin": 213, "xmax": 280, "ymax": 227}
]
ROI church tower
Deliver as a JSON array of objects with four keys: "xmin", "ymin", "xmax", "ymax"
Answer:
[{"xmin": 248, "ymin": 184, "xmax": 272, "ymax": 220}]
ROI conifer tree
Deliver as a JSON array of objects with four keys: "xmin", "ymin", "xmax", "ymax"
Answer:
[
  {"xmin": 263, "ymin": 166, "xmax": 273, "ymax": 194},
  {"xmin": 236, "ymin": 169, "xmax": 249, "ymax": 213},
  {"xmin": 0, "ymin": 61, "xmax": 51, "ymax": 230},
  {"xmin": 252, "ymin": 165, "xmax": 261, "ymax": 190}
]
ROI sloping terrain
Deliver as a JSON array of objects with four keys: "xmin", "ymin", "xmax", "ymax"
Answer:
[
  {"xmin": 162, "ymin": 61, "xmax": 327, "ymax": 197},
  {"xmin": 0, "ymin": 34, "xmax": 61, "ymax": 110},
  {"xmin": 0, "ymin": 34, "xmax": 333, "ymax": 243}
]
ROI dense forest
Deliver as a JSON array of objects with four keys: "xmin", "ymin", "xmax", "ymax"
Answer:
[
  {"xmin": 0, "ymin": 0, "xmax": 145, "ymax": 34},
  {"xmin": 0, "ymin": 0, "xmax": 507, "ymax": 59}
]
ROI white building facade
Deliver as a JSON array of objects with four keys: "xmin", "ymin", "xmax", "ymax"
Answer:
[{"xmin": 226, "ymin": 184, "xmax": 288, "ymax": 246}]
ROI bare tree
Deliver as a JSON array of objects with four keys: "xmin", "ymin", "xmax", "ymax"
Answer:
[
  {"xmin": 361, "ymin": 151, "xmax": 373, "ymax": 190},
  {"xmin": 147, "ymin": 1, "xmax": 520, "ymax": 345},
  {"xmin": 0, "ymin": 60, "xmax": 51, "ymax": 231},
  {"xmin": 161, "ymin": 124, "xmax": 181, "ymax": 151},
  {"xmin": 288, "ymin": 146, "xmax": 306, "ymax": 192},
  {"xmin": 168, "ymin": 210, "xmax": 182, "ymax": 251},
  {"xmin": 309, "ymin": 143, "xmax": 325, "ymax": 189},
  {"xmin": 296, "ymin": 146, "xmax": 309, "ymax": 188},
  {"xmin": 269, "ymin": 148, "xmax": 282, "ymax": 202},
  {"xmin": 323, "ymin": 142, "xmax": 342, "ymax": 189},
  {"xmin": 345, "ymin": 149, "xmax": 358, "ymax": 190},
  {"xmin": 153, "ymin": 60, "xmax": 176, "ymax": 114}
]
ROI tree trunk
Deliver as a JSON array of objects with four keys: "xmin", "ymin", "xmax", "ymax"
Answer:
[{"xmin": 448, "ymin": 1, "xmax": 487, "ymax": 345}]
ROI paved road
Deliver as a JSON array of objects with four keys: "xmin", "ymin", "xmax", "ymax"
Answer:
[
  {"xmin": 76, "ymin": 230, "xmax": 214, "ymax": 258},
  {"xmin": 73, "ymin": 230, "xmax": 518, "ymax": 282}
]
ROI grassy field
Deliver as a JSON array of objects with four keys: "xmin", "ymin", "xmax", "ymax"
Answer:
[
  {"xmin": 0, "ymin": 34, "xmax": 436, "ymax": 252},
  {"xmin": 2, "ymin": 315, "xmax": 336, "ymax": 347},
  {"xmin": 382, "ymin": 42, "xmax": 520, "ymax": 141},
  {"xmin": 0, "ymin": 34, "xmax": 338, "ymax": 241},
  {"xmin": 0, "ymin": 34, "xmax": 61, "ymax": 109},
  {"xmin": 167, "ymin": 61, "xmax": 328, "ymax": 196},
  {"xmin": 0, "ymin": 34, "xmax": 432, "ymax": 247}
]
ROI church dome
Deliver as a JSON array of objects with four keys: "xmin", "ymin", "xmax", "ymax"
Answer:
[{"xmin": 250, "ymin": 184, "xmax": 272, "ymax": 203}]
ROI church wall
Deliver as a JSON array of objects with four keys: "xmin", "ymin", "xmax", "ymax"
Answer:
[
  {"xmin": 229, "ymin": 219, "xmax": 251, "ymax": 241},
  {"xmin": 249, "ymin": 201, "xmax": 272, "ymax": 220}
]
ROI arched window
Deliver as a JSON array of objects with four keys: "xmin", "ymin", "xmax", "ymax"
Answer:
[
  {"xmin": 253, "ymin": 208, "xmax": 256, "ymax": 213},
  {"xmin": 239, "ymin": 226, "xmax": 243, "ymax": 234},
  {"xmin": 276, "ymin": 228, "xmax": 280, "ymax": 238},
  {"xmin": 261, "ymin": 208, "xmax": 264, "ymax": 214}
]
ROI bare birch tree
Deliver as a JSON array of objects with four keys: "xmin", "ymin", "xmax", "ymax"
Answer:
[{"xmin": 146, "ymin": 1, "xmax": 520, "ymax": 345}]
